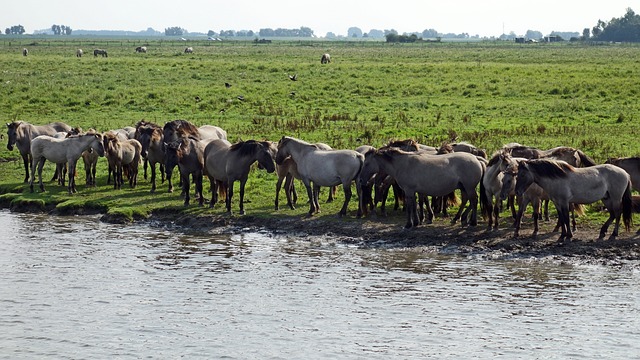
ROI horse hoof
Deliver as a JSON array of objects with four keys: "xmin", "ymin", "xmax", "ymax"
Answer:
[{"xmin": 239, "ymin": 210, "xmax": 245, "ymax": 215}]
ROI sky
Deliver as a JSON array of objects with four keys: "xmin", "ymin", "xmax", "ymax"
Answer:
[{"xmin": 2, "ymin": 0, "xmax": 636, "ymax": 37}]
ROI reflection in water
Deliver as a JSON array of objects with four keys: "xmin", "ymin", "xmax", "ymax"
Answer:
[{"xmin": 0, "ymin": 210, "xmax": 639, "ymax": 359}]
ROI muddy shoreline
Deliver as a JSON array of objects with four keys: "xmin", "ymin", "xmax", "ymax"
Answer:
[{"xmin": 7, "ymin": 200, "xmax": 640, "ymax": 267}]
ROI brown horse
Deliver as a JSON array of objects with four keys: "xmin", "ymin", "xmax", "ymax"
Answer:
[
  {"xmin": 6, "ymin": 121, "xmax": 72, "ymax": 182},
  {"xmin": 164, "ymin": 137, "xmax": 209, "ymax": 206},
  {"xmin": 135, "ymin": 121, "xmax": 165, "ymax": 192},
  {"xmin": 104, "ymin": 133, "xmax": 142, "ymax": 190},
  {"xmin": 205, "ymin": 139, "xmax": 276, "ymax": 214},
  {"xmin": 605, "ymin": 157, "xmax": 640, "ymax": 192}
]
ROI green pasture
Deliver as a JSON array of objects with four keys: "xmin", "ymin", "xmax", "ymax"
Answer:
[{"xmin": 0, "ymin": 38, "xmax": 639, "ymax": 224}]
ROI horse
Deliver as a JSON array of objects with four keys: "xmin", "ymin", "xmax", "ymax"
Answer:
[
  {"xmin": 104, "ymin": 133, "xmax": 142, "ymax": 190},
  {"xmin": 205, "ymin": 139, "xmax": 276, "ymax": 214},
  {"xmin": 135, "ymin": 46, "xmax": 147, "ymax": 53},
  {"xmin": 510, "ymin": 158, "xmax": 632, "ymax": 241},
  {"xmin": 321, "ymin": 53, "xmax": 331, "ymax": 64},
  {"xmin": 29, "ymin": 132, "xmax": 104, "ymax": 194},
  {"xmin": 605, "ymin": 157, "xmax": 640, "ymax": 192},
  {"xmin": 93, "ymin": 49, "xmax": 108, "ymax": 57},
  {"xmin": 76, "ymin": 49, "xmax": 83, "ymax": 57},
  {"xmin": 103, "ymin": 129, "xmax": 133, "ymax": 185},
  {"xmin": 275, "ymin": 136, "xmax": 364, "ymax": 217},
  {"xmin": 51, "ymin": 128, "xmax": 82, "ymax": 187},
  {"xmin": 165, "ymin": 137, "xmax": 208, "ymax": 206},
  {"xmin": 275, "ymin": 142, "xmax": 337, "ymax": 211},
  {"xmin": 184, "ymin": 47, "xmax": 193, "ymax": 54},
  {"xmin": 6, "ymin": 121, "xmax": 73, "ymax": 182},
  {"xmin": 82, "ymin": 148, "xmax": 99, "ymax": 187},
  {"xmin": 22, "ymin": 48, "xmax": 28, "ymax": 56},
  {"xmin": 359, "ymin": 148, "xmax": 487, "ymax": 229},
  {"xmin": 438, "ymin": 141, "xmax": 487, "ymax": 159},
  {"xmin": 134, "ymin": 121, "xmax": 165, "ymax": 193},
  {"xmin": 163, "ymin": 120, "xmax": 227, "ymax": 192}
]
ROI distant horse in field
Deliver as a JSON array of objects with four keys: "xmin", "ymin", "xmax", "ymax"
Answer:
[
  {"xmin": 93, "ymin": 49, "xmax": 108, "ymax": 57},
  {"xmin": 135, "ymin": 121, "xmax": 165, "ymax": 192},
  {"xmin": 76, "ymin": 49, "xmax": 83, "ymax": 57},
  {"xmin": 164, "ymin": 137, "xmax": 209, "ymax": 206},
  {"xmin": 275, "ymin": 142, "xmax": 336, "ymax": 210},
  {"xmin": 205, "ymin": 139, "xmax": 276, "ymax": 214},
  {"xmin": 276, "ymin": 136, "xmax": 364, "ymax": 217},
  {"xmin": 360, "ymin": 148, "xmax": 486, "ymax": 228},
  {"xmin": 184, "ymin": 47, "xmax": 193, "ymax": 54},
  {"xmin": 6, "ymin": 121, "xmax": 72, "ymax": 182},
  {"xmin": 29, "ymin": 132, "xmax": 104, "ymax": 194},
  {"xmin": 321, "ymin": 53, "xmax": 331, "ymax": 64},
  {"xmin": 510, "ymin": 158, "xmax": 632, "ymax": 241},
  {"xmin": 22, "ymin": 48, "xmax": 28, "ymax": 56},
  {"xmin": 104, "ymin": 133, "xmax": 142, "ymax": 190},
  {"xmin": 605, "ymin": 157, "xmax": 640, "ymax": 192},
  {"xmin": 135, "ymin": 46, "xmax": 147, "ymax": 53}
]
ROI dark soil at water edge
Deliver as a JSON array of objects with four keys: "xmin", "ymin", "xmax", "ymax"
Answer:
[
  {"xmin": 3, "ymin": 197, "xmax": 639, "ymax": 266},
  {"xmin": 141, "ymin": 210, "xmax": 640, "ymax": 267}
]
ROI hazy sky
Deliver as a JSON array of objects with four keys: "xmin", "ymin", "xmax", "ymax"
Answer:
[{"xmin": 3, "ymin": 0, "xmax": 635, "ymax": 37}]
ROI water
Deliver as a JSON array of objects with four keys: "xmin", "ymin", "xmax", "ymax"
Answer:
[{"xmin": 1, "ymin": 209, "xmax": 639, "ymax": 359}]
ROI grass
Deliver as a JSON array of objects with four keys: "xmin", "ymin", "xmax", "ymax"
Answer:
[{"xmin": 1, "ymin": 38, "xmax": 639, "ymax": 225}]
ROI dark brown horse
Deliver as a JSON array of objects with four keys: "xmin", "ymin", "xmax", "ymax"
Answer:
[
  {"xmin": 104, "ymin": 133, "xmax": 142, "ymax": 190},
  {"xmin": 205, "ymin": 139, "xmax": 276, "ymax": 214},
  {"xmin": 164, "ymin": 137, "xmax": 208, "ymax": 206},
  {"xmin": 135, "ymin": 121, "xmax": 165, "ymax": 193},
  {"xmin": 605, "ymin": 157, "xmax": 640, "ymax": 192}
]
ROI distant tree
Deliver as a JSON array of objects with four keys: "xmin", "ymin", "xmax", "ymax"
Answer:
[
  {"xmin": 259, "ymin": 28, "xmax": 275, "ymax": 37},
  {"xmin": 7, "ymin": 25, "xmax": 25, "ymax": 35},
  {"xmin": 384, "ymin": 29, "xmax": 398, "ymax": 36},
  {"xmin": 582, "ymin": 28, "xmax": 590, "ymax": 40},
  {"xmin": 421, "ymin": 28, "xmax": 438, "ymax": 38},
  {"xmin": 325, "ymin": 32, "xmax": 337, "ymax": 38},
  {"xmin": 525, "ymin": 30, "xmax": 543, "ymax": 40},
  {"xmin": 51, "ymin": 24, "xmax": 60, "ymax": 35},
  {"xmin": 367, "ymin": 29, "xmax": 384, "ymax": 38},
  {"xmin": 348, "ymin": 27, "xmax": 362, "ymax": 38},
  {"xmin": 164, "ymin": 27, "xmax": 185, "ymax": 36},
  {"xmin": 247, "ymin": 30, "xmax": 255, "ymax": 37},
  {"xmin": 593, "ymin": 8, "xmax": 640, "ymax": 42}
]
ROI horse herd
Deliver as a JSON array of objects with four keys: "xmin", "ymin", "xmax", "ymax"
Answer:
[{"xmin": 5, "ymin": 120, "xmax": 640, "ymax": 242}]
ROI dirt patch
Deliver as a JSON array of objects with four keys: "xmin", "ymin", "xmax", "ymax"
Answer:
[{"xmin": 144, "ymin": 210, "xmax": 640, "ymax": 267}]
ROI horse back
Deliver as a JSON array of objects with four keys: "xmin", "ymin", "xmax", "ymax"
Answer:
[{"xmin": 297, "ymin": 149, "xmax": 363, "ymax": 186}]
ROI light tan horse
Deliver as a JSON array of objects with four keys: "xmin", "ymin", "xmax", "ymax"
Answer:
[
  {"xmin": 29, "ymin": 132, "xmax": 104, "ymax": 194},
  {"xmin": 512, "ymin": 158, "xmax": 632, "ymax": 241},
  {"xmin": 6, "ymin": 121, "xmax": 72, "ymax": 182},
  {"xmin": 360, "ymin": 148, "xmax": 486, "ymax": 228},
  {"xmin": 104, "ymin": 133, "xmax": 142, "ymax": 190},
  {"xmin": 275, "ymin": 136, "xmax": 363, "ymax": 217}
]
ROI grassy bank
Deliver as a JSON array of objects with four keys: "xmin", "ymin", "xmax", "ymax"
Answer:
[{"xmin": 1, "ymin": 39, "xmax": 639, "ymax": 225}]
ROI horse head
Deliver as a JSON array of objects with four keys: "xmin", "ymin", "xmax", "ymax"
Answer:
[
  {"xmin": 91, "ymin": 133, "xmax": 105, "ymax": 157},
  {"xmin": 257, "ymin": 142, "xmax": 276, "ymax": 173},
  {"xmin": 275, "ymin": 136, "xmax": 291, "ymax": 165}
]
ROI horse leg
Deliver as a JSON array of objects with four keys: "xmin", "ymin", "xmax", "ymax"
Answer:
[
  {"xmin": 452, "ymin": 189, "xmax": 468, "ymax": 225},
  {"xmin": 239, "ymin": 179, "xmax": 247, "ymax": 215},
  {"xmin": 143, "ymin": 158, "xmax": 148, "ymax": 180},
  {"xmin": 599, "ymin": 208, "xmax": 616, "ymax": 239},
  {"xmin": 356, "ymin": 180, "xmax": 364, "ymax": 218},
  {"xmin": 196, "ymin": 172, "xmax": 204, "ymax": 207},
  {"xmin": 301, "ymin": 180, "xmax": 315, "ymax": 216},
  {"xmin": 182, "ymin": 173, "xmax": 190, "ymax": 206},
  {"xmin": 313, "ymin": 184, "xmax": 321, "ymax": 214},
  {"xmin": 326, "ymin": 185, "xmax": 336, "ymax": 203},
  {"xmin": 338, "ymin": 182, "xmax": 351, "ymax": 217},
  {"xmin": 29, "ymin": 157, "xmax": 38, "ymax": 192},
  {"xmin": 37, "ymin": 158, "xmax": 46, "ymax": 192},
  {"xmin": 22, "ymin": 153, "xmax": 30, "ymax": 183},
  {"xmin": 150, "ymin": 164, "xmax": 157, "ymax": 193},
  {"xmin": 91, "ymin": 163, "xmax": 97, "ymax": 186},
  {"xmin": 422, "ymin": 194, "xmax": 434, "ymax": 224},
  {"xmin": 226, "ymin": 180, "xmax": 234, "ymax": 214},
  {"xmin": 468, "ymin": 194, "xmax": 479, "ymax": 226},
  {"xmin": 543, "ymin": 199, "xmax": 550, "ymax": 221},
  {"xmin": 558, "ymin": 205, "xmax": 571, "ymax": 241},
  {"xmin": 404, "ymin": 193, "xmax": 415, "ymax": 229},
  {"xmin": 68, "ymin": 161, "xmax": 77, "ymax": 194}
]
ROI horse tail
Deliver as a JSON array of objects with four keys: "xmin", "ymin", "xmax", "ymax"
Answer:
[
  {"xmin": 622, "ymin": 180, "xmax": 633, "ymax": 232},
  {"xmin": 573, "ymin": 203, "xmax": 586, "ymax": 217},
  {"xmin": 217, "ymin": 180, "xmax": 227, "ymax": 202},
  {"xmin": 576, "ymin": 150, "xmax": 597, "ymax": 167},
  {"xmin": 447, "ymin": 191, "xmax": 460, "ymax": 207}
]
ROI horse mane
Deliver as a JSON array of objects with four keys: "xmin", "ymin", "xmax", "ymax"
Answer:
[
  {"xmin": 487, "ymin": 150, "xmax": 505, "ymax": 167},
  {"xmin": 383, "ymin": 139, "xmax": 418, "ymax": 151},
  {"xmin": 437, "ymin": 142, "xmax": 454, "ymax": 154},
  {"xmin": 376, "ymin": 147, "xmax": 410, "ymax": 162},
  {"xmin": 230, "ymin": 140, "xmax": 266, "ymax": 157},
  {"xmin": 527, "ymin": 159, "xmax": 574, "ymax": 178},
  {"xmin": 164, "ymin": 120, "xmax": 200, "ymax": 138}
]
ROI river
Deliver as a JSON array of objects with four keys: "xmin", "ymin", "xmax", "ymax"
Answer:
[{"xmin": 0, "ymin": 210, "xmax": 639, "ymax": 359}]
